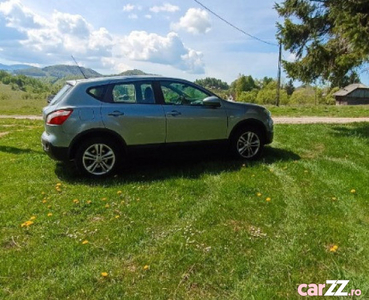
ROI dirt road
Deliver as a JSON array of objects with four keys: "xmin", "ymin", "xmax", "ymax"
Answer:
[{"xmin": 0, "ymin": 115, "xmax": 369, "ymax": 124}]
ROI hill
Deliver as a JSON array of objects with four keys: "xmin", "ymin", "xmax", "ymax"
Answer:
[
  {"xmin": 0, "ymin": 63, "xmax": 34, "ymax": 71},
  {"xmin": 13, "ymin": 65, "xmax": 102, "ymax": 79},
  {"xmin": 118, "ymin": 69, "xmax": 149, "ymax": 76}
]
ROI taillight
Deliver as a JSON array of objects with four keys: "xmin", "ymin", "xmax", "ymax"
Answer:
[{"xmin": 46, "ymin": 109, "xmax": 73, "ymax": 125}]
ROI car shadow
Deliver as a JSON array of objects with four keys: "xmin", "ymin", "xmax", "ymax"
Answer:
[
  {"xmin": 0, "ymin": 145, "xmax": 42, "ymax": 155},
  {"xmin": 55, "ymin": 146, "xmax": 301, "ymax": 185}
]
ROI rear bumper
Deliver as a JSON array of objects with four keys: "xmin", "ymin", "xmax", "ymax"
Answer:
[{"xmin": 41, "ymin": 134, "xmax": 69, "ymax": 161}]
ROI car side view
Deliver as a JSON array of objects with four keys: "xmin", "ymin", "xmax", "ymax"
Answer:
[{"xmin": 41, "ymin": 76, "xmax": 273, "ymax": 177}]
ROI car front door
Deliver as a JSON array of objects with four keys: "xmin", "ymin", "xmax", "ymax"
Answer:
[
  {"xmin": 158, "ymin": 80, "xmax": 228, "ymax": 143},
  {"xmin": 100, "ymin": 81, "xmax": 166, "ymax": 146}
]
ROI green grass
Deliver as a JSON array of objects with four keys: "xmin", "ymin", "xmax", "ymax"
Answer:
[
  {"xmin": 267, "ymin": 104, "xmax": 369, "ymax": 117},
  {"xmin": 0, "ymin": 119, "xmax": 368, "ymax": 299},
  {"xmin": 0, "ymin": 83, "xmax": 45, "ymax": 115}
]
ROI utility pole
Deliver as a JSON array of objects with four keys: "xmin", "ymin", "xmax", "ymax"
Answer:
[{"xmin": 276, "ymin": 42, "xmax": 282, "ymax": 106}]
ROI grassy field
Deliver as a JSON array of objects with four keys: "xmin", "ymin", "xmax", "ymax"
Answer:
[
  {"xmin": 0, "ymin": 84, "xmax": 46, "ymax": 115},
  {"xmin": 0, "ymin": 118, "xmax": 368, "ymax": 299},
  {"xmin": 1, "ymin": 81, "xmax": 369, "ymax": 118}
]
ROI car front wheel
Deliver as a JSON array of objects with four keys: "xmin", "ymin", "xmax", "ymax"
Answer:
[
  {"xmin": 231, "ymin": 126, "xmax": 264, "ymax": 160},
  {"xmin": 75, "ymin": 138, "xmax": 121, "ymax": 177}
]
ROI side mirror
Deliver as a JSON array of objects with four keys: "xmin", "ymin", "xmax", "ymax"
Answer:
[
  {"xmin": 47, "ymin": 94, "xmax": 55, "ymax": 103},
  {"xmin": 203, "ymin": 96, "xmax": 221, "ymax": 108}
]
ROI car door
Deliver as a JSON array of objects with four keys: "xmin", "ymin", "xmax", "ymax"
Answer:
[
  {"xmin": 158, "ymin": 80, "xmax": 228, "ymax": 143},
  {"xmin": 100, "ymin": 81, "xmax": 166, "ymax": 146}
]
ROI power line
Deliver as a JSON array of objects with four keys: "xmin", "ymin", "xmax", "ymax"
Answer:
[{"xmin": 194, "ymin": 0, "xmax": 279, "ymax": 47}]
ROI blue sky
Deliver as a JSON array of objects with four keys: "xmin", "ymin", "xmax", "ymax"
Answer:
[{"xmin": 0, "ymin": 0, "xmax": 292, "ymax": 84}]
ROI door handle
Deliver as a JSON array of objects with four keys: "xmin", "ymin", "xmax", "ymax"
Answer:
[
  {"xmin": 166, "ymin": 110, "xmax": 181, "ymax": 117},
  {"xmin": 108, "ymin": 111, "xmax": 124, "ymax": 117}
]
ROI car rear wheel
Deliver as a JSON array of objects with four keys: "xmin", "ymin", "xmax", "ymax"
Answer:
[
  {"xmin": 75, "ymin": 138, "xmax": 121, "ymax": 176},
  {"xmin": 231, "ymin": 126, "xmax": 264, "ymax": 160}
]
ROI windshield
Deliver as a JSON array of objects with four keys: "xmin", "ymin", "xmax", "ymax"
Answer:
[{"xmin": 49, "ymin": 83, "xmax": 73, "ymax": 106}]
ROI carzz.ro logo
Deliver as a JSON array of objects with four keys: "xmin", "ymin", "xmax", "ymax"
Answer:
[{"xmin": 298, "ymin": 280, "xmax": 362, "ymax": 297}]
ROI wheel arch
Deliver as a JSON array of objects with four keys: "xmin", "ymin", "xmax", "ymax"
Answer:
[
  {"xmin": 68, "ymin": 129, "xmax": 127, "ymax": 160},
  {"xmin": 229, "ymin": 119, "xmax": 267, "ymax": 144}
]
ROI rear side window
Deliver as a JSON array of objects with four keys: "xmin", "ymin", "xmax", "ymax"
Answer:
[
  {"xmin": 110, "ymin": 82, "xmax": 156, "ymax": 104},
  {"xmin": 49, "ymin": 84, "xmax": 73, "ymax": 106},
  {"xmin": 87, "ymin": 85, "xmax": 108, "ymax": 101}
]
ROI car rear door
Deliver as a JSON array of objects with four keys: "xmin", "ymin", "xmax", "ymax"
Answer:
[{"xmin": 100, "ymin": 81, "xmax": 166, "ymax": 146}]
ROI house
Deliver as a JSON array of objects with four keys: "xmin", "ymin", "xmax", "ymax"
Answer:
[{"xmin": 334, "ymin": 83, "xmax": 369, "ymax": 105}]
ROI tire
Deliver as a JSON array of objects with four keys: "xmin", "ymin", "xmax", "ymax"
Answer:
[
  {"xmin": 75, "ymin": 137, "xmax": 121, "ymax": 177},
  {"xmin": 231, "ymin": 126, "xmax": 264, "ymax": 160}
]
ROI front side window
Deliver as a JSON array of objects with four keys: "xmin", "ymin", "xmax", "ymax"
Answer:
[
  {"xmin": 111, "ymin": 82, "xmax": 155, "ymax": 104},
  {"xmin": 160, "ymin": 81, "xmax": 210, "ymax": 106}
]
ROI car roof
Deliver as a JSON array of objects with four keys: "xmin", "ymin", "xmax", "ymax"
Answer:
[{"xmin": 67, "ymin": 75, "xmax": 193, "ymax": 86}]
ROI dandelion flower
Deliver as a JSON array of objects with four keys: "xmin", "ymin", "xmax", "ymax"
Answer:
[
  {"xmin": 350, "ymin": 189, "xmax": 356, "ymax": 194},
  {"xmin": 105, "ymin": 204, "xmax": 110, "ymax": 208},
  {"xmin": 256, "ymin": 192, "xmax": 262, "ymax": 197},
  {"xmin": 42, "ymin": 199, "xmax": 47, "ymax": 204},
  {"xmin": 266, "ymin": 197, "xmax": 271, "ymax": 202},
  {"xmin": 332, "ymin": 197, "xmax": 337, "ymax": 201},
  {"xmin": 47, "ymin": 213, "xmax": 53, "ymax": 217},
  {"xmin": 21, "ymin": 220, "xmax": 34, "ymax": 227},
  {"xmin": 82, "ymin": 240, "xmax": 89, "ymax": 245},
  {"xmin": 143, "ymin": 265, "xmax": 150, "ymax": 270},
  {"xmin": 329, "ymin": 245, "xmax": 338, "ymax": 252},
  {"xmin": 73, "ymin": 199, "xmax": 79, "ymax": 204},
  {"xmin": 115, "ymin": 215, "xmax": 120, "ymax": 219},
  {"xmin": 87, "ymin": 200, "xmax": 92, "ymax": 204},
  {"xmin": 102, "ymin": 197, "xmax": 107, "ymax": 201},
  {"xmin": 101, "ymin": 272, "xmax": 108, "ymax": 277},
  {"xmin": 117, "ymin": 191, "xmax": 122, "ymax": 195},
  {"xmin": 56, "ymin": 183, "xmax": 62, "ymax": 187},
  {"xmin": 30, "ymin": 216, "xmax": 36, "ymax": 220}
]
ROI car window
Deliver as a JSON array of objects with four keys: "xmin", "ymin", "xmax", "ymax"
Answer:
[
  {"xmin": 111, "ymin": 82, "xmax": 155, "ymax": 104},
  {"xmin": 49, "ymin": 83, "xmax": 73, "ymax": 106},
  {"xmin": 160, "ymin": 81, "xmax": 210, "ymax": 106},
  {"xmin": 87, "ymin": 85, "xmax": 108, "ymax": 101}
]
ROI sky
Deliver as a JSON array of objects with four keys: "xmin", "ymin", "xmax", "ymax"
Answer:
[{"xmin": 0, "ymin": 0, "xmax": 294, "ymax": 84}]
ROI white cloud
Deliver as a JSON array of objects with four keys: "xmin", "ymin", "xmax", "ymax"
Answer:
[
  {"xmin": 117, "ymin": 31, "xmax": 204, "ymax": 73},
  {"xmin": 128, "ymin": 14, "xmax": 138, "ymax": 19},
  {"xmin": 122, "ymin": 4, "xmax": 135, "ymax": 12},
  {"xmin": 0, "ymin": 0, "xmax": 46, "ymax": 29},
  {"xmin": 0, "ymin": 0, "xmax": 205, "ymax": 74},
  {"xmin": 150, "ymin": 3, "xmax": 179, "ymax": 13},
  {"xmin": 171, "ymin": 8, "xmax": 211, "ymax": 35}
]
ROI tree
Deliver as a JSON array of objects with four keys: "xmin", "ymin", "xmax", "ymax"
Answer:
[
  {"xmin": 194, "ymin": 77, "xmax": 229, "ymax": 90},
  {"xmin": 275, "ymin": 0, "xmax": 369, "ymax": 87},
  {"xmin": 231, "ymin": 75, "xmax": 257, "ymax": 98},
  {"xmin": 284, "ymin": 79, "xmax": 295, "ymax": 96},
  {"xmin": 256, "ymin": 81, "xmax": 289, "ymax": 105}
]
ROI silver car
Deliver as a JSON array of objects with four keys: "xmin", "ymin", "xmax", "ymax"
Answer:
[{"xmin": 42, "ymin": 76, "xmax": 273, "ymax": 176}]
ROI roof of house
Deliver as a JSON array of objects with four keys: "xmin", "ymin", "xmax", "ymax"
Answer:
[{"xmin": 333, "ymin": 83, "xmax": 369, "ymax": 96}]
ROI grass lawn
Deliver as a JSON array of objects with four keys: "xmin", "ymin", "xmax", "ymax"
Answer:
[
  {"xmin": 0, "ymin": 119, "xmax": 369, "ymax": 299},
  {"xmin": 266, "ymin": 104, "xmax": 369, "ymax": 117}
]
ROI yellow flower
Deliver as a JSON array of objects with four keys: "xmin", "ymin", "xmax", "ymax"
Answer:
[
  {"xmin": 117, "ymin": 191, "xmax": 122, "ymax": 195},
  {"xmin": 332, "ymin": 197, "xmax": 337, "ymax": 201},
  {"xmin": 350, "ymin": 189, "xmax": 356, "ymax": 194},
  {"xmin": 73, "ymin": 199, "xmax": 79, "ymax": 204},
  {"xmin": 82, "ymin": 240, "xmax": 89, "ymax": 245},
  {"xmin": 87, "ymin": 200, "xmax": 92, "ymax": 204},
  {"xmin": 30, "ymin": 216, "xmax": 36, "ymax": 220},
  {"xmin": 42, "ymin": 199, "xmax": 47, "ymax": 204},
  {"xmin": 329, "ymin": 245, "xmax": 338, "ymax": 252},
  {"xmin": 256, "ymin": 192, "xmax": 262, "ymax": 197},
  {"xmin": 105, "ymin": 204, "xmax": 110, "ymax": 208},
  {"xmin": 101, "ymin": 272, "xmax": 108, "ymax": 277},
  {"xmin": 115, "ymin": 215, "xmax": 120, "ymax": 219},
  {"xmin": 56, "ymin": 183, "xmax": 62, "ymax": 187},
  {"xmin": 41, "ymin": 191, "xmax": 46, "ymax": 195},
  {"xmin": 47, "ymin": 213, "xmax": 53, "ymax": 217},
  {"xmin": 266, "ymin": 197, "xmax": 271, "ymax": 202},
  {"xmin": 102, "ymin": 197, "xmax": 107, "ymax": 201},
  {"xmin": 143, "ymin": 265, "xmax": 150, "ymax": 270},
  {"xmin": 21, "ymin": 220, "xmax": 34, "ymax": 227}
]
